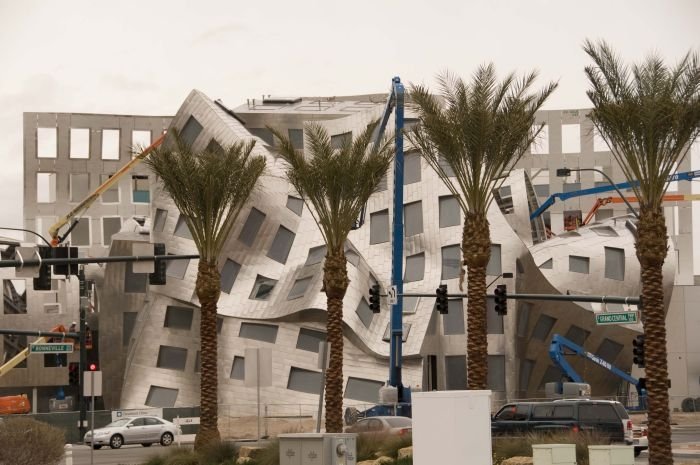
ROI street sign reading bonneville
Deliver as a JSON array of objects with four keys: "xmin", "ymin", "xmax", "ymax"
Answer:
[
  {"xmin": 595, "ymin": 311, "xmax": 639, "ymax": 325},
  {"xmin": 29, "ymin": 343, "xmax": 74, "ymax": 354}
]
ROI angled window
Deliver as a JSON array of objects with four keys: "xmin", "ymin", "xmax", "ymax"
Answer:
[
  {"xmin": 539, "ymin": 258, "xmax": 553, "ymax": 269},
  {"xmin": 132, "ymin": 130, "xmax": 151, "ymax": 154},
  {"xmin": 206, "ymin": 138, "xmax": 224, "ymax": 155},
  {"xmin": 221, "ymin": 259, "xmax": 241, "ymax": 294},
  {"xmin": 217, "ymin": 317, "xmax": 224, "ymax": 334},
  {"xmin": 404, "ymin": 152, "xmax": 421, "ymax": 184},
  {"xmin": 101, "ymin": 129, "xmax": 120, "ymax": 160},
  {"xmin": 403, "ymin": 296, "xmax": 419, "ymax": 314},
  {"xmin": 439, "ymin": 155, "xmax": 455, "ymax": 177},
  {"xmin": 153, "ymin": 208, "xmax": 168, "ymax": 233},
  {"xmin": 124, "ymin": 262, "xmax": 147, "ymax": 293},
  {"xmin": 70, "ymin": 219, "xmax": 90, "ymax": 247},
  {"xmin": 404, "ymin": 201, "xmax": 423, "ymax": 236},
  {"xmin": 123, "ymin": 312, "xmax": 137, "ymax": 346},
  {"xmin": 230, "ymin": 356, "xmax": 245, "ymax": 380},
  {"xmin": 180, "ymin": 116, "xmax": 203, "ymax": 146},
  {"xmin": 519, "ymin": 359, "xmax": 536, "ymax": 391},
  {"xmin": 604, "ymin": 247, "xmax": 625, "ymax": 281},
  {"xmin": 239, "ymin": 208, "xmax": 266, "ymax": 247},
  {"xmin": 145, "ymin": 386, "xmax": 178, "ymax": 407},
  {"xmin": 445, "ymin": 355, "xmax": 467, "ymax": 390},
  {"xmin": 194, "ymin": 351, "xmax": 200, "ymax": 373},
  {"xmin": 296, "ymin": 328, "xmax": 326, "ymax": 353},
  {"xmin": 288, "ymin": 129, "xmax": 304, "ymax": 150},
  {"xmin": 344, "ymin": 377, "xmax": 384, "ymax": 403},
  {"xmin": 132, "ymin": 175, "xmax": 149, "ymax": 203},
  {"xmin": 37, "ymin": 172, "xmax": 57, "ymax": 203},
  {"xmin": 370, "ymin": 209, "xmax": 390, "ymax": 244},
  {"xmin": 288, "ymin": 276, "xmax": 312, "ymax": 300},
  {"xmin": 382, "ymin": 323, "xmax": 411, "ymax": 342},
  {"xmin": 37, "ymin": 127, "xmax": 57, "ymax": 158},
  {"xmin": 441, "ymin": 245, "xmax": 461, "ymax": 280},
  {"xmin": 249, "ymin": 128, "xmax": 274, "ymax": 146},
  {"xmin": 404, "ymin": 253, "xmax": 425, "ymax": 282},
  {"xmin": 267, "ymin": 226, "xmax": 295, "ymax": 264},
  {"xmin": 70, "ymin": 128, "xmax": 90, "ymax": 159},
  {"xmin": 532, "ymin": 314, "xmax": 556, "ymax": 341},
  {"xmin": 356, "ymin": 298, "xmax": 374, "ymax": 328},
  {"xmin": 569, "ymin": 255, "xmax": 590, "ymax": 274},
  {"xmin": 249, "ymin": 275, "xmax": 277, "ymax": 300},
  {"xmin": 331, "ymin": 131, "xmax": 352, "ymax": 150},
  {"xmin": 486, "ymin": 244, "xmax": 502, "ymax": 276},
  {"xmin": 305, "ymin": 245, "xmax": 326, "ymax": 266},
  {"xmin": 102, "ymin": 217, "xmax": 121, "ymax": 246},
  {"xmin": 596, "ymin": 338, "xmax": 623, "ymax": 362},
  {"xmin": 286, "ymin": 196, "xmax": 304, "ymax": 216},
  {"xmin": 239, "ymin": 322, "xmax": 278, "ymax": 343},
  {"xmin": 166, "ymin": 255, "xmax": 188, "ymax": 279},
  {"xmin": 70, "ymin": 173, "xmax": 90, "ymax": 202},
  {"xmin": 288, "ymin": 367, "xmax": 322, "ymax": 394},
  {"xmin": 564, "ymin": 325, "xmax": 590, "ymax": 346},
  {"xmin": 174, "ymin": 215, "xmax": 193, "ymax": 240},
  {"xmin": 439, "ymin": 195, "xmax": 460, "ymax": 228},
  {"xmin": 538, "ymin": 365, "xmax": 564, "ymax": 390},
  {"xmin": 591, "ymin": 226, "xmax": 618, "ymax": 237},
  {"xmin": 156, "ymin": 345, "xmax": 188, "ymax": 371},
  {"xmin": 164, "ymin": 306, "xmax": 194, "ymax": 330},
  {"xmin": 488, "ymin": 355, "xmax": 506, "ymax": 391},
  {"xmin": 99, "ymin": 174, "xmax": 119, "ymax": 203},
  {"xmin": 486, "ymin": 297, "xmax": 504, "ymax": 334},
  {"xmin": 442, "ymin": 299, "xmax": 465, "ymax": 335}
]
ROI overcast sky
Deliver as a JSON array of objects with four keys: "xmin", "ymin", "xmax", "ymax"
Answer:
[{"xmin": 1, "ymin": 0, "xmax": 699, "ymax": 240}]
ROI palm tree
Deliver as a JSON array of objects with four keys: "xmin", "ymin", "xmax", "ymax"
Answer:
[
  {"xmin": 146, "ymin": 133, "xmax": 266, "ymax": 449},
  {"xmin": 269, "ymin": 122, "xmax": 394, "ymax": 432},
  {"xmin": 584, "ymin": 39, "xmax": 700, "ymax": 465},
  {"xmin": 407, "ymin": 68, "xmax": 557, "ymax": 389}
]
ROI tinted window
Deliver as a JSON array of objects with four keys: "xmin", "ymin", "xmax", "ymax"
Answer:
[
  {"xmin": 130, "ymin": 418, "xmax": 146, "ymax": 426},
  {"xmin": 144, "ymin": 418, "xmax": 163, "ymax": 426},
  {"xmin": 495, "ymin": 404, "xmax": 530, "ymax": 421},
  {"xmin": 579, "ymin": 404, "xmax": 619, "ymax": 421},
  {"xmin": 531, "ymin": 404, "xmax": 575, "ymax": 420}
]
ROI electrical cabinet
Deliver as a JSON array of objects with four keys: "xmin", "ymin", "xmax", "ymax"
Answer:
[{"xmin": 279, "ymin": 433, "xmax": 356, "ymax": 465}]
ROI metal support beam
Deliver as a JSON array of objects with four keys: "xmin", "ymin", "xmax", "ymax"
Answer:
[
  {"xmin": 0, "ymin": 254, "xmax": 199, "ymax": 269},
  {"xmin": 399, "ymin": 292, "xmax": 641, "ymax": 306}
]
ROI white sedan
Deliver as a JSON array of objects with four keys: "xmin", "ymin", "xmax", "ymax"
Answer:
[
  {"xmin": 84, "ymin": 416, "xmax": 181, "ymax": 449},
  {"xmin": 344, "ymin": 416, "xmax": 412, "ymax": 436}
]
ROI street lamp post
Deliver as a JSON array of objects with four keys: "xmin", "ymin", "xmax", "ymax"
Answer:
[{"xmin": 556, "ymin": 167, "xmax": 640, "ymax": 219}]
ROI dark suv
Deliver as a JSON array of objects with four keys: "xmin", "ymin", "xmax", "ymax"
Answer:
[{"xmin": 491, "ymin": 399, "xmax": 633, "ymax": 444}]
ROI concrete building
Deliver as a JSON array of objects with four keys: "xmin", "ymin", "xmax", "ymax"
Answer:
[{"xmin": 5, "ymin": 88, "xmax": 698, "ymax": 414}]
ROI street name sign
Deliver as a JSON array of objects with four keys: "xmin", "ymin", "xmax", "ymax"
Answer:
[
  {"xmin": 595, "ymin": 311, "xmax": 639, "ymax": 325},
  {"xmin": 29, "ymin": 343, "xmax": 74, "ymax": 354}
]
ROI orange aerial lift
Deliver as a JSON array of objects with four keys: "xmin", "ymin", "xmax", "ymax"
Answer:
[{"xmin": 577, "ymin": 193, "xmax": 700, "ymax": 229}]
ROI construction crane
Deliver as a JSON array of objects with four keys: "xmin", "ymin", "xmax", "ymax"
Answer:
[
  {"xmin": 580, "ymin": 194, "xmax": 700, "ymax": 228},
  {"xmin": 0, "ymin": 325, "xmax": 72, "ymax": 378},
  {"xmin": 48, "ymin": 133, "xmax": 166, "ymax": 246}
]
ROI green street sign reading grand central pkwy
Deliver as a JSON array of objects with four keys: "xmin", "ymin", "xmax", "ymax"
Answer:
[
  {"xmin": 595, "ymin": 311, "xmax": 639, "ymax": 326},
  {"xmin": 29, "ymin": 343, "xmax": 74, "ymax": 354}
]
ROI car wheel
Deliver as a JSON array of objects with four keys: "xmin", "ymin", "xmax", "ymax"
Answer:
[
  {"xmin": 141, "ymin": 443, "xmax": 152, "ymax": 447},
  {"xmin": 109, "ymin": 434, "xmax": 123, "ymax": 449},
  {"xmin": 160, "ymin": 432, "xmax": 174, "ymax": 446},
  {"xmin": 344, "ymin": 407, "xmax": 359, "ymax": 426},
  {"xmin": 93, "ymin": 445, "xmax": 102, "ymax": 450}
]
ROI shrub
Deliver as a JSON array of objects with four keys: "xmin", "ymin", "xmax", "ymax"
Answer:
[
  {"xmin": 0, "ymin": 416, "xmax": 65, "ymax": 465},
  {"xmin": 247, "ymin": 437, "xmax": 279, "ymax": 465},
  {"xmin": 356, "ymin": 433, "xmax": 412, "ymax": 461},
  {"xmin": 492, "ymin": 431, "xmax": 610, "ymax": 465},
  {"xmin": 198, "ymin": 441, "xmax": 236, "ymax": 465},
  {"xmin": 163, "ymin": 448, "xmax": 200, "ymax": 465}
]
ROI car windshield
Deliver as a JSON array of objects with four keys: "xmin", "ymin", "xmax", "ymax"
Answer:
[
  {"xmin": 105, "ymin": 419, "xmax": 131, "ymax": 427},
  {"xmin": 385, "ymin": 417, "xmax": 412, "ymax": 427}
]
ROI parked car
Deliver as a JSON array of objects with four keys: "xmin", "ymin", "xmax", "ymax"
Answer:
[
  {"xmin": 344, "ymin": 416, "xmax": 412, "ymax": 436},
  {"xmin": 84, "ymin": 416, "xmax": 181, "ymax": 449},
  {"xmin": 491, "ymin": 399, "xmax": 633, "ymax": 444},
  {"xmin": 632, "ymin": 423, "xmax": 648, "ymax": 457}
]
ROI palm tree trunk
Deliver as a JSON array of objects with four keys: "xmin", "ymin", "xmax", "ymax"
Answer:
[
  {"xmin": 194, "ymin": 261, "xmax": 222, "ymax": 450},
  {"xmin": 637, "ymin": 207, "xmax": 673, "ymax": 465},
  {"xmin": 323, "ymin": 253, "xmax": 349, "ymax": 433},
  {"xmin": 463, "ymin": 212, "xmax": 491, "ymax": 390}
]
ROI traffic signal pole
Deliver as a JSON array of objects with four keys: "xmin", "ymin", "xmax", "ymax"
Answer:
[{"xmin": 78, "ymin": 267, "xmax": 87, "ymax": 438}]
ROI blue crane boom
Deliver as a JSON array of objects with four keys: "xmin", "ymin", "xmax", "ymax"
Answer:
[
  {"xmin": 530, "ymin": 169, "xmax": 700, "ymax": 221},
  {"xmin": 549, "ymin": 333, "xmax": 647, "ymax": 404}
]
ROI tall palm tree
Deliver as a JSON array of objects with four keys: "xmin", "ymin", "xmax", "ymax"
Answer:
[
  {"xmin": 584, "ymin": 39, "xmax": 700, "ymax": 465},
  {"xmin": 146, "ymin": 133, "xmax": 266, "ymax": 449},
  {"xmin": 269, "ymin": 122, "xmax": 393, "ymax": 432},
  {"xmin": 407, "ymin": 68, "xmax": 557, "ymax": 389}
]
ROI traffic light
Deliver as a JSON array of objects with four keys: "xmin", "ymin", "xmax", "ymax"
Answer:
[
  {"xmin": 494, "ymin": 284, "xmax": 507, "ymax": 316},
  {"xmin": 88, "ymin": 362, "xmax": 99, "ymax": 372},
  {"xmin": 33, "ymin": 246, "xmax": 52, "ymax": 291},
  {"xmin": 633, "ymin": 334, "xmax": 645, "ymax": 368},
  {"xmin": 369, "ymin": 284, "xmax": 381, "ymax": 313},
  {"xmin": 436, "ymin": 284, "xmax": 448, "ymax": 314},
  {"xmin": 149, "ymin": 243, "xmax": 167, "ymax": 285},
  {"xmin": 638, "ymin": 377, "xmax": 647, "ymax": 392},
  {"xmin": 68, "ymin": 362, "xmax": 79, "ymax": 386}
]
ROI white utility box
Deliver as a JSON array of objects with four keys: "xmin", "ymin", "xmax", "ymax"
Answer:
[
  {"xmin": 278, "ymin": 433, "xmax": 356, "ymax": 465},
  {"xmin": 413, "ymin": 390, "xmax": 492, "ymax": 465},
  {"xmin": 532, "ymin": 444, "xmax": 576, "ymax": 465},
  {"xmin": 588, "ymin": 445, "xmax": 634, "ymax": 465}
]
